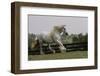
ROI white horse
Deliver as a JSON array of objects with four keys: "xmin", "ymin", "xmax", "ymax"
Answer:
[{"xmin": 31, "ymin": 25, "xmax": 68, "ymax": 54}]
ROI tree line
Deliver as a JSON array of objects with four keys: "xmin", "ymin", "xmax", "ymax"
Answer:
[{"xmin": 28, "ymin": 33, "xmax": 88, "ymax": 48}]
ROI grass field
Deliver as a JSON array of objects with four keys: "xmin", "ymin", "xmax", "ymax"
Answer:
[{"xmin": 28, "ymin": 51, "xmax": 88, "ymax": 61}]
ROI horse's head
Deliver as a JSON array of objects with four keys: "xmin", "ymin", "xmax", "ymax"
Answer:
[{"xmin": 54, "ymin": 25, "xmax": 68, "ymax": 35}]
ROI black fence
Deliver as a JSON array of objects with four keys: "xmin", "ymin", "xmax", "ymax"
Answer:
[{"xmin": 28, "ymin": 42, "xmax": 88, "ymax": 55}]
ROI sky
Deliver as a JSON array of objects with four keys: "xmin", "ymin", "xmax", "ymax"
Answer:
[{"xmin": 28, "ymin": 15, "xmax": 88, "ymax": 35}]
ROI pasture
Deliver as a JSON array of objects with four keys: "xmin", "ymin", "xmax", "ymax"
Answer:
[{"xmin": 28, "ymin": 51, "xmax": 87, "ymax": 61}]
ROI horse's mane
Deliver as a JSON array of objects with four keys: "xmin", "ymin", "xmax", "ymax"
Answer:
[{"xmin": 52, "ymin": 25, "xmax": 66, "ymax": 33}]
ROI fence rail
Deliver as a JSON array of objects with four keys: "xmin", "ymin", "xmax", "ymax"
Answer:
[{"xmin": 28, "ymin": 42, "xmax": 88, "ymax": 55}]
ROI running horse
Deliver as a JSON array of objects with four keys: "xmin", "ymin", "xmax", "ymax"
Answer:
[{"xmin": 31, "ymin": 25, "xmax": 68, "ymax": 54}]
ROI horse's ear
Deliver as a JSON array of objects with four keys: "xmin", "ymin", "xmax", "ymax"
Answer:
[{"xmin": 59, "ymin": 25, "xmax": 66, "ymax": 29}]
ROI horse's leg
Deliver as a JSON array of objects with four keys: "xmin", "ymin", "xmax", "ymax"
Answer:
[
  {"xmin": 57, "ymin": 40, "xmax": 66, "ymax": 53},
  {"xmin": 48, "ymin": 44, "xmax": 55, "ymax": 54}
]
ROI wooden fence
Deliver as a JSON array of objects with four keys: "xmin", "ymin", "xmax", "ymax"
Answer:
[{"xmin": 28, "ymin": 42, "xmax": 88, "ymax": 55}]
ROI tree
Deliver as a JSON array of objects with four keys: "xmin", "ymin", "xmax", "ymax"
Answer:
[{"xmin": 28, "ymin": 33, "xmax": 36, "ymax": 50}]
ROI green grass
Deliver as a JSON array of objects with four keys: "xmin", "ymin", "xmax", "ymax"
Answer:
[{"xmin": 28, "ymin": 51, "xmax": 88, "ymax": 61}]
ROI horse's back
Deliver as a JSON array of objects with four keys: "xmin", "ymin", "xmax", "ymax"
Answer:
[{"xmin": 37, "ymin": 32, "xmax": 53, "ymax": 43}]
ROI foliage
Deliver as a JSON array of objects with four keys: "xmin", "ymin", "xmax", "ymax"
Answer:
[
  {"xmin": 28, "ymin": 33, "xmax": 36, "ymax": 50},
  {"xmin": 61, "ymin": 33, "xmax": 88, "ymax": 44}
]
